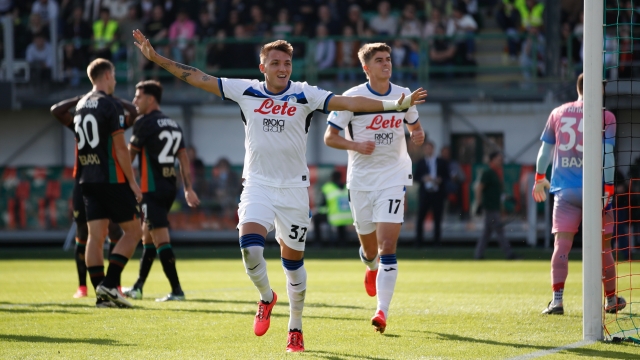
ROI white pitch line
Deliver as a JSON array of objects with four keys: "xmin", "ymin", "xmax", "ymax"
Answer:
[{"xmin": 506, "ymin": 340, "xmax": 595, "ymax": 360}]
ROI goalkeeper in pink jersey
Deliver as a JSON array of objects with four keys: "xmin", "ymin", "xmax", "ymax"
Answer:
[{"xmin": 532, "ymin": 74, "xmax": 625, "ymax": 315}]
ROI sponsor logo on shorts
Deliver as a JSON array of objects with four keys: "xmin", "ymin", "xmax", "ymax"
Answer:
[
  {"xmin": 374, "ymin": 133, "xmax": 394, "ymax": 145},
  {"xmin": 263, "ymin": 118, "xmax": 285, "ymax": 133}
]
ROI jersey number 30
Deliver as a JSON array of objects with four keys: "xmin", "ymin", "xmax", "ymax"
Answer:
[
  {"xmin": 158, "ymin": 130, "xmax": 182, "ymax": 164},
  {"xmin": 74, "ymin": 114, "xmax": 100, "ymax": 150}
]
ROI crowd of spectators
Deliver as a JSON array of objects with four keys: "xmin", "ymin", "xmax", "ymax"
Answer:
[{"xmin": 3, "ymin": 0, "xmax": 637, "ymax": 84}]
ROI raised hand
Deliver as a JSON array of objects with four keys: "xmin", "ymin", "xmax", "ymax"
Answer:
[
  {"xmin": 132, "ymin": 29, "xmax": 155, "ymax": 60},
  {"xmin": 395, "ymin": 88, "xmax": 427, "ymax": 111}
]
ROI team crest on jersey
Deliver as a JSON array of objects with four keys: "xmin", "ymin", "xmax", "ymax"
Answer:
[
  {"xmin": 286, "ymin": 95, "xmax": 297, "ymax": 103},
  {"xmin": 119, "ymin": 115, "xmax": 125, "ymax": 127}
]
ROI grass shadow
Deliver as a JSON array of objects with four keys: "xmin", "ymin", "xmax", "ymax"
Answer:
[
  {"xmin": 304, "ymin": 350, "xmax": 392, "ymax": 360},
  {"xmin": 0, "ymin": 334, "xmax": 131, "ymax": 346},
  {"xmin": 187, "ymin": 298, "xmax": 365, "ymax": 310}
]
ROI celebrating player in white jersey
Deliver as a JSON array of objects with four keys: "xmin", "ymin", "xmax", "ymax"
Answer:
[
  {"xmin": 532, "ymin": 74, "xmax": 624, "ymax": 315},
  {"xmin": 132, "ymin": 30, "xmax": 426, "ymax": 352},
  {"xmin": 325, "ymin": 43, "xmax": 425, "ymax": 333}
]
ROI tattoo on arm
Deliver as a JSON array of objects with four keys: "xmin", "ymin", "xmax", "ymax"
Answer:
[
  {"xmin": 174, "ymin": 62, "xmax": 197, "ymax": 72},
  {"xmin": 180, "ymin": 72, "xmax": 191, "ymax": 82},
  {"xmin": 202, "ymin": 75, "xmax": 211, "ymax": 81},
  {"xmin": 159, "ymin": 62, "xmax": 172, "ymax": 70}
]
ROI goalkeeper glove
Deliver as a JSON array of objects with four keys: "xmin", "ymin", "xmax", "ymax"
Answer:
[
  {"xmin": 603, "ymin": 183, "xmax": 614, "ymax": 210},
  {"xmin": 532, "ymin": 173, "xmax": 550, "ymax": 202}
]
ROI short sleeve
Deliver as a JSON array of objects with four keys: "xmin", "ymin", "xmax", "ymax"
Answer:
[
  {"xmin": 218, "ymin": 78, "xmax": 259, "ymax": 102},
  {"xmin": 603, "ymin": 110, "xmax": 616, "ymax": 145},
  {"xmin": 177, "ymin": 127, "xmax": 186, "ymax": 152},
  {"xmin": 108, "ymin": 99, "xmax": 125, "ymax": 135},
  {"xmin": 540, "ymin": 110, "xmax": 556, "ymax": 144},
  {"xmin": 404, "ymin": 105, "xmax": 419, "ymax": 124},
  {"xmin": 301, "ymin": 82, "xmax": 334, "ymax": 114},
  {"xmin": 327, "ymin": 110, "xmax": 352, "ymax": 131},
  {"xmin": 129, "ymin": 118, "xmax": 148, "ymax": 151}
]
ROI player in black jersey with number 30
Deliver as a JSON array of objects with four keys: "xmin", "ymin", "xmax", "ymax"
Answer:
[
  {"xmin": 123, "ymin": 80, "xmax": 200, "ymax": 302},
  {"xmin": 74, "ymin": 58, "xmax": 143, "ymax": 308}
]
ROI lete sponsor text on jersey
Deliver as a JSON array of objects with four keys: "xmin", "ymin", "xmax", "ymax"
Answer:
[
  {"xmin": 254, "ymin": 98, "xmax": 297, "ymax": 116},
  {"xmin": 365, "ymin": 114, "xmax": 403, "ymax": 130}
]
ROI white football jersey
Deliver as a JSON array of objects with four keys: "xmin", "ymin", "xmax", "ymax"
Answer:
[
  {"xmin": 219, "ymin": 78, "xmax": 333, "ymax": 187},
  {"xmin": 327, "ymin": 82, "xmax": 419, "ymax": 191}
]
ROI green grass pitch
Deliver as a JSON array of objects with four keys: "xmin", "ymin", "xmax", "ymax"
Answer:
[{"xmin": 0, "ymin": 247, "xmax": 639, "ymax": 359}]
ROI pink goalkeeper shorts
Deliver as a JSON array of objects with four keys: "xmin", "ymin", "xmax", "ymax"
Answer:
[{"xmin": 552, "ymin": 188, "xmax": 613, "ymax": 235}]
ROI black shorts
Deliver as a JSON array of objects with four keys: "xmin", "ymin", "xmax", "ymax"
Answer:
[
  {"xmin": 142, "ymin": 190, "xmax": 176, "ymax": 229},
  {"xmin": 72, "ymin": 183, "xmax": 87, "ymax": 224},
  {"xmin": 82, "ymin": 183, "xmax": 140, "ymax": 223}
]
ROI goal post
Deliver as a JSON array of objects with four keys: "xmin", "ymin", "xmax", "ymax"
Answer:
[{"xmin": 582, "ymin": 0, "xmax": 604, "ymax": 342}]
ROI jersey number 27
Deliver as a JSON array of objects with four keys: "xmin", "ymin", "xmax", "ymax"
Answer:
[{"xmin": 158, "ymin": 130, "xmax": 182, "ymax": 164}]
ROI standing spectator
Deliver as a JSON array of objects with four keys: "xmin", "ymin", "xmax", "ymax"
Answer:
[
  {"xmin": 272, "ymin": 8, "xmax": 293, "ymax": 39},
  {"xmin": 201, "ymin": 0, "xmax": 216, "ymax": 22},
  {"xmin": 92, "ymin": 8, "xmax": 119, "ymax": 60},
  {"xmin": 140, "ymin": 0, "xmax": 154, "ymax": 21},
  {"xmin": 26, "ymin": 33, "xmax": 54, "ymax": 83},
  {"xmin": 247, "ymin": 5, "xmax": 269, "ymax": 38},
  {"xmin": 27, "ymin": 13, "xmax": 50, "ymax": 43},
  {"xmin": 169, "ymin": 9, "xmax": 196, "ymax": 64},
  {"xmin": 336, "ymin": 25, "xmax": 359, "ymax": 82},
  {"xmin": 440, "ymin": 145, "xmax": 465, "ymax": 216},
  {"xmin": 474, "ymin": 151, "xmax": 518, "ymax": 260},
  {"xmin": 319, "ymin": 170, "xmax": 352, "ymax": 244},
  {"xmin": 31, "ymin": 0, "xmax": 59, "ymax": 27},
  {"xmin": 63, "ymin": 42, "xmax": 84, "ymax": 86},
  {"xmin": 227, "ymin": 25, "xmax": 255, "ymax": 69},
  {"xmin": 429, "ymin": 24, "xmax": 456, "ymax": 78},
  {"xmin": 415, "ymin": 141, "xmax": 450, "ymax": 246},
  {"xmin": 83, "ymin": 0, "xmax": 103, "ymax": 23},
  {"xmin": 399, "ymin": 3, "xmax": 422, "ymax": 38},
  {"xmin": 391, "ymin": 39, "xmax": 407, "ymax": 82},
  {"xmin": 368, "ymin": 1, "xmax": 398, "ymax": 36},
  {"xmin": 143, "ymin": 4, "xmax": 170, "ymax": 75},
  {"xmin": 451, "ymin": 3, "xmax": 478, "ymax": 61},
  {"xmin": 520, "ymin": 25, "xmax": 545, "ymax": 80},
  {"xmin": 293, "ymin": 0, "xmax": 316, "ymax": 27},
  {"xmin": 223, "ymin": 9, "xmax": 240, "ymax": 36},
  {"xmin": 316, "ymin": 4, "xmax": 340, "ymax": 36},
  {"xmin": 289, "ymin": 19, "xmax": 307, "ymax": 59},
  {"xmin": 63, "ymin": 6, "xmax": 92, "ymax": 62},
  {"xmin": 314, "ymin": 24, "xmax": 336, "ymax": 72},
  {"xmin": 118, "ymin": 5, "xmax": 143, "ymax": 48},
  {"xmin": 196, "ymin": 11, "xmax": 217, "ymax": 41},
  {"xmin": 496, "ymin": 0, "xmax": 522, "ymax": 61},
  {"xmin": 517, "ymin": 0, "xmax": 544, "ymax": 30},
  {"xmin": 345, "ymin": 4, "xmax": 366, "ymax": 37},
  {"xmin": 103, "ymin": 0, "xmax": 131, "ymax": 21},
  {"xmin": 205, "ymin": 29, "xmax": 228, "ymax": 71}
]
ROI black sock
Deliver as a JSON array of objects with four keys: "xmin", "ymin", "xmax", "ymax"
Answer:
[
  {"xmin": 134, "ymin": 243, "xmax": 156, "ymax": 290},
  {"xmin": 102, "ymin": 253, "xmax": 129, "ymax": 289},
  {"xmin": 87, "ymin": 266, "xmax": 105, "ymax": 290},
  {"xmin": 108, "ymin": 238, "xmax": 118, "ymax": 255},
  {"xmin": 75, "ymin": 239, "xmax": 87, "ymax": 287},
  {"xmin": 157, "ymin": 243, "xmax": 183, "ymax": 294}
]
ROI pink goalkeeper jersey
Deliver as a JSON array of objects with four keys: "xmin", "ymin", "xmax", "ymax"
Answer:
[{"xmin": 540, "ymin": 100, "xmax": 616, "ymax": 193}]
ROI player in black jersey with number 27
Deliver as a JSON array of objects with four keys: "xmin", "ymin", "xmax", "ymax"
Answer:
[{"xmin": 123, "ymin": 80, "xmax": 200, "ymax": 302}]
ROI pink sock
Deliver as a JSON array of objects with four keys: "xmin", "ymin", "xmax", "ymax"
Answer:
[
  {"xmin": 602, "ymin": 251, "xmax": 617, "ymax": 297},
  {"xmin": 551, "ymin": 239, "xmax": 572, "ymax": 291}
]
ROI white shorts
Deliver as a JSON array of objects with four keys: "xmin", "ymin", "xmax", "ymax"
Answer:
[
  {"xmin": 349, "ymin": 185, "xmax": 406, "ymax": 235},
  {"xmin": 237, "ymin": 183, "xmax": 310, "ymax": 252}
]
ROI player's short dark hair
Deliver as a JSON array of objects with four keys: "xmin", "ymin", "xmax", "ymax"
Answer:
[
  {"xmin": 357, "ymin": 42, "xmax": 392, "ymax": 66},
  {"xmin": 135, "ymin": 80, "xmax": 163, "ymax": 104},
  {"xmin": 577, "ymin": 73, "xmax": 583, "ymax": 95},
  {"xmin": 260, "ymin": 40, "xmax": 293, "ymax": 64},
  {"xmin": 489, "ymin": 151, "xmax": 502, "ymax": 162},
  {"xmin": 86, "ymin": 58, "xmax": 114, "ymax": 83}
]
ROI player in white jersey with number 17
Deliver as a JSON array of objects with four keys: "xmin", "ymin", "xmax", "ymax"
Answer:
[
  {"xmin": 132, "ymin": 30, "xmax": 426, "ymax": 352},
  {"xmin": 325, "ymin": 43, "xmax": 426, "ymax": 333},
  {"xmin": 532, "ymin": 73, "xmax": 625, "ymax": 315}
]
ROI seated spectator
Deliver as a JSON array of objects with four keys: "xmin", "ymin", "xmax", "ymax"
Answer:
[
  {"xmin": 369, "ymin": 1, "xmax": 398, "ymax": 36},
  {"xmin": 293, "ymin": 0, "xmax": 316, "ymax": 27},
  {"xmin": 423, "ymin": 8, "xmax": 453, "ymax": 39},
  {"xmin": 169, "ymin": 9, "xmax": 196, "ymax": 64},
  {"xmin": 517, "ymin": 0, "xmax": 544, "ymax": 30},
  {"xmin": 205, "ymin": 29, "xmax": 228, "ymax": 71},
  {"xmin": 26, "ymin": 33, "xmax": 53, "ymax": 83},
  {"xmin": 223, "ymin": 9, "xmax": 240, "ymax": 36},
  {"xmin": 31, "ymin": 0, "xmax": 58, "ymax": 27},
  {"xmin": 314, "ymin": 24, "xmax": 336, "ymax": 72},
  {"xmin": 317, "ymin": 4, "xmax": 340, "ymax": 36},
  {"xmin": 118, "ymin": 5, "xmax": 143, "ymax": 47},
  {"xmin": 424, "ymin": 0, "xmax": 452, "ymax": 19},
  {"xmin": 429, "ymin": 24, "xmax": 456, "ymax": 79},
  {"xmin": 272, "ymin": 8, "xmax": 293, "ymax": 39},
  {"xmin": 247, "ymin": 5, "xmax": 269, "ymax": 38},
  {"xmin": 202, "ymin": 0, "xmax": 216, "ymax": 22},
  {"xmin": 139, "ymin": 0, "xmax": 153, "ymax": 21},
  {"xmin": 63, "ymin": 42, "xmax": 83, "ymax": 86},
  {"xmin": 196, "ymin": 11, "xmax": 217, "ymax": 42},
  {"xmin": 103, "ymin": 0, "xmax": 131, "ymax": 21},
  {"xmin": 345, "ymin": 4, "xmax": 366, "ymax": 37},
  {"xmin": 27, "ymin": 13, "xmax": 50, "ymax": 44},
  {"xmin": 92, "ymin": 8, "xmax": 119, "ymax": 61},
  {"xmin": 520, "ymin": 25, "xmax": 545, "ymax": 80},
  {"xmin": 227, "ymin": 25, "xmax": 256, "ymax": 69},
  {"xmin": 143, "ymin": 4, "xmax": 170, "ymax": 76},
  {"xmin": 290, "ymin": 20, "xmax": 307, "ymax": 59},
  {"xmin": 62, "ymin": 6, "xmax": 91, "ymax": 61},
  {"xmin": 496, "ymin": 0, "xmax": 522, "ymax": 61},
  {"xmin": 208, "ymin": 158, "xmax": 241, "ymax": 219},
  {"xmin": 451, "ymin": 3, "xmax": 477, "ymax": 61},
  {"xmin": 399, "ymin": 3, "xmax": 422, "ymax": 38},
  {"xmin": 336, "ymin": 25, "xmax": 359, "ymax": 82},
  {"xmin": 391, "ymin": 39, "xmax": 408, "ymax": 82}
]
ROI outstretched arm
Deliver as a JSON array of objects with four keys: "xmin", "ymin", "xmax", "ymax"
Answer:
[
  {"xmin": 326, "ymin": 88, "xmax": 427, "ymax": 113},
  {"xmin": 133, "ymin": 29, "xmax": 221, "ymax": 97},
  {"xmin": 50, "ymin": 95, "xmax": 82, "ymax": 126},
  {"xmin": 324, "ymin": 125, "xmax": 375, "ymax": 155}
]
